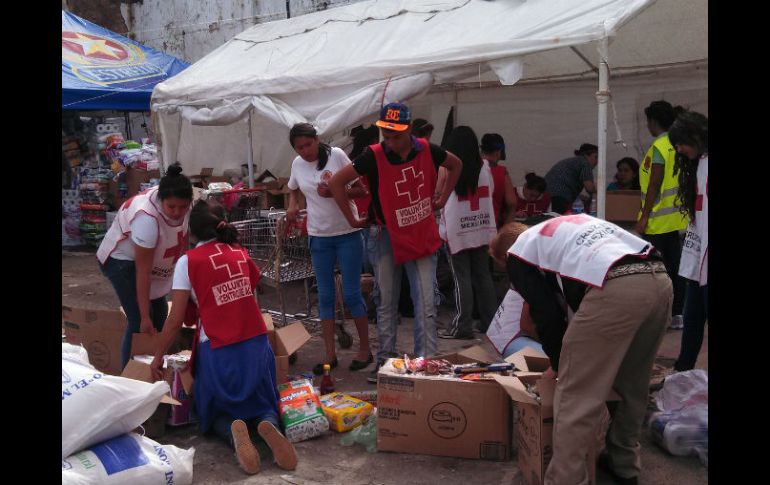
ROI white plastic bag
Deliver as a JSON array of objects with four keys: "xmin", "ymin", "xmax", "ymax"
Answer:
[
  {"xmin": 655, "ymin": 369, "xmax": 708, "ymax": 413},
  {"xmin": 62, "ymin": 433, "xmax": 194, "ymax": 485},
  {"xmin": 62, "ymin": 343, "xmax": 90, "ymax": 366},
  {"xmin": 62, "ymin": 357, "xmax": 170, "ymax": 458}
]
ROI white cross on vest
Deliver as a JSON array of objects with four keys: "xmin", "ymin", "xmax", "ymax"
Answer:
[
  {"xmin": 395, "ymin": 166, "xmax": 425, "ymax": 205},
  {"xmin": 208, "ymin": 243, "xmax": 248, "ymax": 278}
]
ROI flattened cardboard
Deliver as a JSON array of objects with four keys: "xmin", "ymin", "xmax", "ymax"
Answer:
[
  {"xmin": 434, "ymin": 344, "xmax": 497, "ymax": 365},
  {"xmin": 130, "ymin": 333, "xmax": 162, "ymax": 358},
  {"xmin": 62, "ymin": 305, "xmax": 126, "ymax": 375},
  {"xmin": 377, "ymin": 361, "xmax": 510, "ymax": 461},
  {"xmin": 504, "ymin": 346, "xmax": 549, "ymax": 372}
]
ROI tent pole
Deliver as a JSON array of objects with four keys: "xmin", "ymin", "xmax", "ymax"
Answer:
[
  {"xmin": 596, "ymin": 37, "xmax": 609, "ymax": 219},
  {"xmin": 247, "ymin": 110, "xmax": 255, "ymax": 188}
]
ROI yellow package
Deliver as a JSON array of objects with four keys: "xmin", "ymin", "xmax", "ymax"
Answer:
[{"xmin": 319, "ymin": 392, "xmax": 375, "ymax": 432}]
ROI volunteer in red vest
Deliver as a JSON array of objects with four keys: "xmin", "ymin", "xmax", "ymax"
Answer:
[
  {"xmin": 505, "ymin": 214, "xmax": 671, "ymax": 485},
  {"xmin": 635, "ymin": 100, "xmax": 689, "ymax": 329},
  {"xmin": 668, "ymin": 111, "xmax": 708, "ymax": 372},
  {"xmin": 150, "ymin": 200, "xmax": 297, "ymax": 476},
  {"xmin": 328, "ymin": 102, "xmax": 462, "ymax": 383},
  {"xmin": 97, "ymin": 163, "xmax": 193, "ymax": 369},
  {"xmin": 436, "ymin": 126, "xmax": 498, "ymax": 339},
  {"xmin": 513, "ymin": 172, "xmax": 551, "ymax": 218},
  {"xmin": 480, "ymin": 133, "xmax": 518, "ymax": 227}
]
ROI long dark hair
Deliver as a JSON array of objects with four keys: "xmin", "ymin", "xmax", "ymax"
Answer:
[
  {"xmin": 349, "ymin": 124, "xmax": 379, "ymax": 159},
  {"xmin": 445, "ymin": 126, "xmax": 482, "ymax": 197},
  {"xmin": 524, "ymin": 172, "xmax": 547, "ymax": 193},
  {"xmin": 189, "ymin": 199, "xmax": 239, "ymax": 244},
  {"xmin": 289, "ymin": 123, "xmax": 332, "ymax": 171},
  {"xmin": 616, "ymin": 157, "xmax": 641, "ymax": 190},
  {"xmin": 669, "ymin": 111, "xmax": 708, "ymax": 222},
  {"xmin": 158, "ymin": 163, "xmax": 193, "ymax": 200}
]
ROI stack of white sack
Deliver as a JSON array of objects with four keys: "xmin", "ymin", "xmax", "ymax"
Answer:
[{"xmin": 62, "ymin": 343, "xmax": 195, "ymax": 484}]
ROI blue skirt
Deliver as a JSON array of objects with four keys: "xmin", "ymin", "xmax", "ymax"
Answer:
[{"xmin": 193, "ymin": 334, "xmax": 280, "ymax": 434}]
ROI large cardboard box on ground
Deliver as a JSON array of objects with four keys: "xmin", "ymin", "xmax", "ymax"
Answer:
[
  {"xmin": 263, "ymin": 313, "xmax": 311, "ymax": 384},
  {"xmin": 376, "ymin": 347, "xmax": 511, "ymax": 461},
  {"xmin": 605, "ymin": 190, "xmax": 642, "ymax": 222},
  {"xmin": 493, "ymin": 347, "xmax": 617, "ymax": 485},
  {"xmin": 62, "ymin": 306, "xmax": 126, "ymax": 375}
]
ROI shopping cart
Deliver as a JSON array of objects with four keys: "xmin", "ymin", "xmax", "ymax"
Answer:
[
  {"xmin": 204, "ymin": 186, "xmax": 266, "ymax": 222},
  {"xmin": 232, "ymin": 209, "xmax": 353, "ymax": 348}
]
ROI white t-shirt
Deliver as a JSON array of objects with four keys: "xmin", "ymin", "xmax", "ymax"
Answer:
[
  {"xmin": 109, "ymin": 212, "xmax": 159, "ymax": 260},
  {"xmin": 171, "ymin": 240, "xmax": 207, "ymax": 342},
  {"xmin": 287, "ymin": 146, "xmax": 360, "ymax": 237}
]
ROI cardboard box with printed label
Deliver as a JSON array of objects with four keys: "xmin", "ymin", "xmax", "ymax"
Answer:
[
  {"xmin": 376, "ymin": 347, "xmax": 511, "ymax": 461},
  {"xmin": 263, "ymin": 313, "xmax": 311, "ymax": 384},
  {"xmin": 605, "ymin": 190, "xmax": 642, "ymax": 222},
  {"xmin": 492, "ymin": 347, "xmax": 617, "ymax": 485}
]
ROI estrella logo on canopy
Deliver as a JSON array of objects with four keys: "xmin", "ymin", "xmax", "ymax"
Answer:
[{"xmin": 62, "ymin": 31, "xmax": 166, "ymax": 87}]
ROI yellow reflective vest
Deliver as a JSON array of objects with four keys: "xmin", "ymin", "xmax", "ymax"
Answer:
[{"xmin": 638, "ymin": 134, "xmax": 689, "ymax": 234}]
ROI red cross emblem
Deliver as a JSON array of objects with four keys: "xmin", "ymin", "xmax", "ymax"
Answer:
[
  {"xmin": 458, "ymin": 186, "xmax": 490, "ymax": 211},
  {"xmin": 163, "ymin": 231, "xmax": 187, "ymax": 263},
  {"xmin": 208, "ymin": 243, "xmax": 248, "ymax": 278},
  {"xmin": 539, "ymin": 214, "xmax": 592, "ymax": 237},
  {"xmin": 395, "ymin": 166, "xmax": 425, "ymax": 205}
]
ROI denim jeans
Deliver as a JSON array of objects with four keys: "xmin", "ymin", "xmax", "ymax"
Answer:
[
  {"xmin": 309, "ymin": 231, "xmax": 366, "ymax": 321},
  {"xmin": 100, "ymin": 257, "xmax": 169, "ymax": 369},
  {"xmin": 674, "ymin": 280, "xmax": 708, "ymax": 371},
  {"xmin": 502, "ymin": 336, "xmax": 544, "ymax": 358},
  {"xmin": 367, "ymin": 225, "xmax": 438, "ymax": 363}
]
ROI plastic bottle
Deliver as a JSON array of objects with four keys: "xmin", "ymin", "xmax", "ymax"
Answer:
[{"xmin": 320, "ymin": 364, "xmax": 335, "ymax": 395}]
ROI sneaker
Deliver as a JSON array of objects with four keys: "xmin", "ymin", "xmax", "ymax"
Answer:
[
  {"xmin": 231, "ymin": 419, "xmax": 260, "ymax": 475},
  {"xmin": 669, "ymin": 315, "xmax": 684, "ymax": 330},
  {"xmin": 438, "ymin": 329, "xmax": 474, "ymax": 340},
  {"xmin": 257, "ymin": 421, "xmax": 297, "ymax": 471}
]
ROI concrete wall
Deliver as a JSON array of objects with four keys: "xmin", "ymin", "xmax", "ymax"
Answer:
[{"xmin": 118, "ymin": 0, "xmax": 359, "ymax": 63}]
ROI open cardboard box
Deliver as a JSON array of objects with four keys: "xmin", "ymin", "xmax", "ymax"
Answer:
[
  {"xmin": 120, "ymin": 359, "xmax": 182, "ymax": 439},
  {"xmin": 376, "ymin": 346, "xmax": 511, "ymax": 461},
  {"xmin": 493, "ymin": 347, "xmax": 619, "ymax": 485},
  {"xmin": 263, "ymin": 313, "xmax": 311, "ymax": 384},
  {"xmin": 62, "ymin": 306, "xmax": 127, "ymax": 376},
  {"xmin": 605, "ymin": 190, "xmax": 642, "ymax": 222}
]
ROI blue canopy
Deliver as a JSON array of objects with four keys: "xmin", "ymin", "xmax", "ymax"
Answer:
[{"xmin": 62, "ymin": 11, "xmax": 189, "ymax": 111}]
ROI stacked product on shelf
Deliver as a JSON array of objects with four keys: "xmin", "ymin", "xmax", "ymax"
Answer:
[
  {"xmin": 78, "ymin": 167, "xmax": 112, "ymax": 247},
  {"xmin": 62, "ymin": 189, "xmax": 84, "ymax": 247}
]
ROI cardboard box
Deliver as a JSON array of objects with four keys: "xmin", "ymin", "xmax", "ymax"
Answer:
[
  {"xmin": 605, "ymin": 190, "xmax": 642, "ymax": 222},
  {"xmin": 493, "ymin": 347, "xmax": 617, "ymax": 485},
  {"xmin": 120, "ymin": 359, "xmax": 181, "ymax": 439},
  {"xmin": 62, "ymin": 306, "xmax": 126, "ymax": 375},
  {"xmin": 263, "ymin": 313, "xmax": 311, "ymax": 384},
  {"xmin": 376, "ymin": 355, "xmax": 511, "ymax": 461},
  {"xmin": 126, "ymin": 168, "xmax": 161, "ymax": 197}
]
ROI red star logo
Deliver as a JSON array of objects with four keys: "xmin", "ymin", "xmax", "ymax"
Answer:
[
  {"xmin": 458, "ymin": 186, "xmax": 490, "ymax": 211},
  {"xmin": 163, "ymin": 231, "xmax": 187, "ymax": 263},
  {"xmin": 539, "ymin": 214, "xmax": 592, "ymax": 237},
  {"xmin": 62, "ymin": 32, "xmax": 129, "ymax": 61},
  {"xmin": 209, "ymin": 244, "xmax": 249, "ymax": 278},
  {"xmin": 395, "ymin": 166, "xmax": 425, "ymax": 205}
]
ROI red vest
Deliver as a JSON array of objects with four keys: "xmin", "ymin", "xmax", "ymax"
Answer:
[
  {"xmin": 515, "ymin": 187, "xmax": 552, "ymax": 218},
  {"xmin": 489, "ymin": 164, "xmax": 507, "ymax": 224},
  {"xmin": 186, "ymin": 241, "xmax": 267, "ymax": 349},
  {"xmin": 372, "ymin": 140, "xmax": 441, "ymax": 264}
]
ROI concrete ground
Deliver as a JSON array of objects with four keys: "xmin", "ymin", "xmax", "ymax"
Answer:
[{"xmin": 62, "ymin": 248, "xmax": 708, "ymax": 484}]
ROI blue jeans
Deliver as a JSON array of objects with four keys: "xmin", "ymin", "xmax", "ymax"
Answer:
[
  {"xmin": 674, "ymin": 280, "xmax": 708, "ymax": 371},
  {"xmin": 100, "ymin": 257, "xmax": 168, "ymax": 369},
  {"xmin": 367, "ymin": 225, "xmax": 438, "ymax": 363},
  {"xmin": 309, "ymin": 231, "xmax": 366, "ymax": 321}
]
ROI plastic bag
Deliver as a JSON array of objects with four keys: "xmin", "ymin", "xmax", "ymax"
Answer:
[
  {"xmin": 655, "ymin": 369, "xmax": 708, "ymax": 413},
  {"xmin": 340, "ymin": 411, "xmax": 377, "ymax": 453},
  {"xmin": 278, "ymin": 379, "xmax": 329, "ymax": 443}
]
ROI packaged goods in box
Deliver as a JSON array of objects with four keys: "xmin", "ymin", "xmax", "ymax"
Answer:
[{"xmin": 319, "ymin": 392, "xmax": 375, "ymax": 432}]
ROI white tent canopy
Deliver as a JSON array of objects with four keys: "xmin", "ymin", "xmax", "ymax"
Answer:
[{"xmin": 152, "ymin": 0, "xmax": 707, "ymax": 212}]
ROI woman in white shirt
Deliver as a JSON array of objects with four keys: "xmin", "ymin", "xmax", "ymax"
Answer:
[
  {"xmin": 286, "ymin": 123, "xmax": 372, "ymax": 375},
  {"xmin": 97, "ymin": 164, "xmax": 193, "ymax": 368}
]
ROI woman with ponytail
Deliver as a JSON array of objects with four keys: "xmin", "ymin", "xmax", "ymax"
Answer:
[
  {"xmin": 150, "ymin": 199, "xmax": 297, "ymax": 476},
  {"xmin": 97, "ymin": 163, "xmax": 193, "ymax": 369},
  {"xmin": 286, "ymin": 122, "xmax": 373, "ymax": 375}
]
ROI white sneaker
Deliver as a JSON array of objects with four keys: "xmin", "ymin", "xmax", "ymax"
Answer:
[{"xmin": 669, "ymin": 315, "xmax": 684, "ymax": 329}]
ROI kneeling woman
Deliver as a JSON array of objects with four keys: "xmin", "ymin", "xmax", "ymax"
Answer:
[{"xmin": 151, "ymin": 200, "xmax": 297, "ymax": 475}]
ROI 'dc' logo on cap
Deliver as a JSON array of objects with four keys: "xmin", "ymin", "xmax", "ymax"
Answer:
[{"xmin": 385, "ymin": 108, "xmax": 403, "ymax": 122}]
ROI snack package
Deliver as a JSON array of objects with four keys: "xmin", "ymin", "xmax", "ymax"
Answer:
[
  {"xmin": 319, "ymin": 392, "xmax": 375, "ymax": 432},
  {"xmin": 278, "ymin": 379, "xmax": 329, "ymax": 443}
]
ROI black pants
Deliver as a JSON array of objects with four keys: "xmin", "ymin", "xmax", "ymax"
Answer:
[
  {"xmin": 550, "ymin": 196, "xmax": 571, "ymax": 214},
  {"xmin": 641, "ymin": 231, "xmax": 685, "ymax": 316},
  {"xmin": 674, "ymin": 280, "xmax": 708, "ymax": 371}
]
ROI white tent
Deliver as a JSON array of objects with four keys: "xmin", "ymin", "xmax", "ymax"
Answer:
[{"xmin": 152, "ymin": 0, "xmax": 707, "ymax": 216}]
